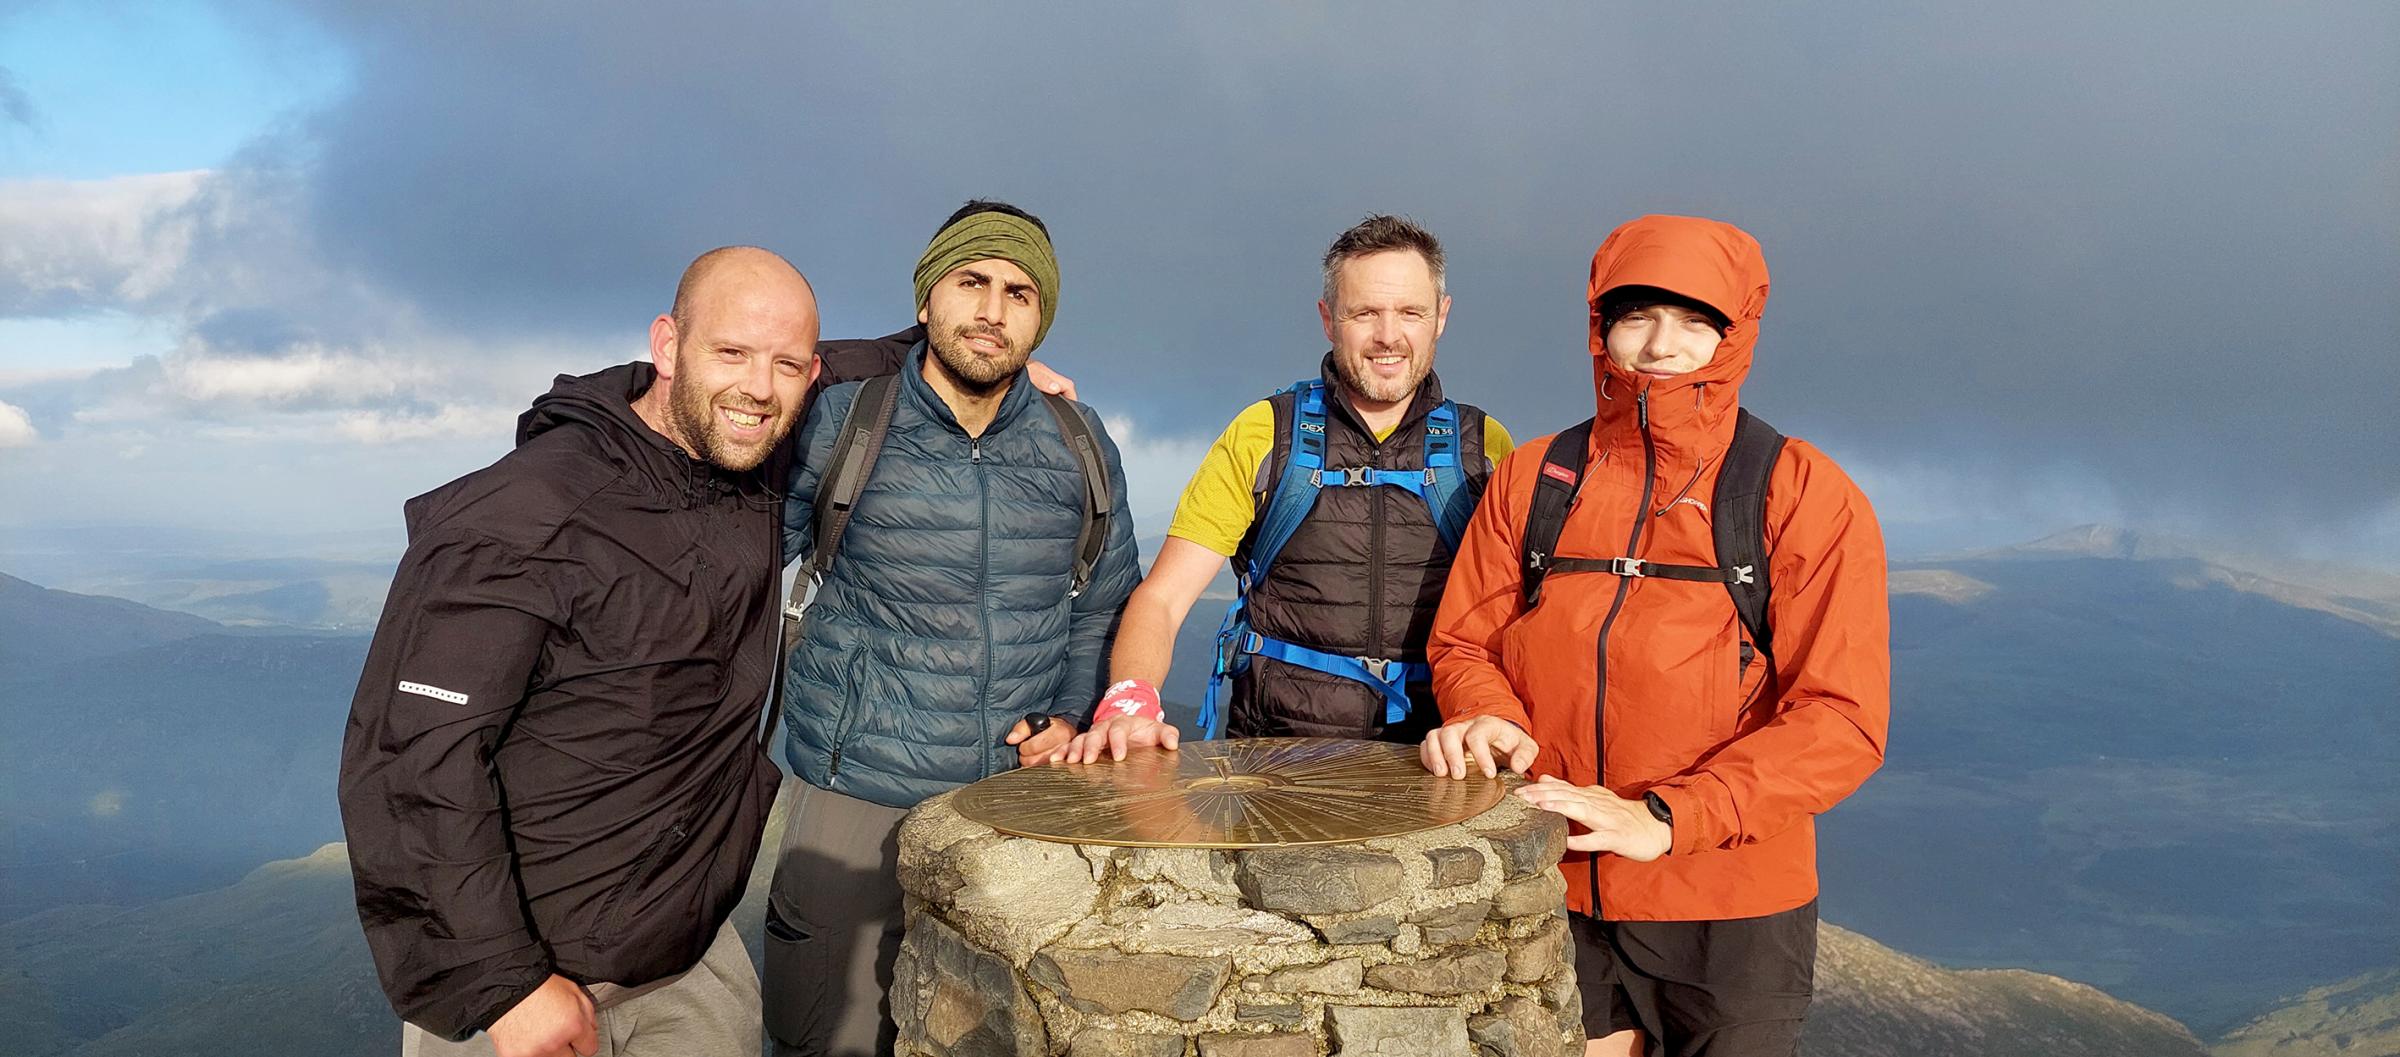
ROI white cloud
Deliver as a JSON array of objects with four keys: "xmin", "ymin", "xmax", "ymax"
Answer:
[
  {"xmin": 335, "ymin": 403, "xmax": 522, "ymax": 445},
  {"xmin": 1101, "ymin": 412, "xmax": 1212, "ymax": 526},
  {"xmin": 0, "ymin": 171, "xmax": 207, "ymax": 316},
  {"xmin": 159, "ymin": 343, "xmax": 428, "ymax": 405},
  {"xmin": 0, "ymin": 398, "xmax": 35, "ymax": 447}
]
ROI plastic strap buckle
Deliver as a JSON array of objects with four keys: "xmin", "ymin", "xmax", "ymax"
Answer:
[{"xmin": 1609, "ymin": 557, "xmax": 1648, "ymax": 577}]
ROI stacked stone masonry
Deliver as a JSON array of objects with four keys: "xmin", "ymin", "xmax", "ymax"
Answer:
[{"xmin": 892, "ymin": 785, "xmax": 1581, "ymax": 1056}]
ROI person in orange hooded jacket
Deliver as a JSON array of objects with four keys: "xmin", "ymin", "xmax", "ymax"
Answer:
[{"xmin": 1423, "ymin": 215, "xmax": 1889, "ymax": 1057}]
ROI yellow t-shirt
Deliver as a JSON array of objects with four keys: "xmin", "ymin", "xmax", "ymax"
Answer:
[{"xmin": 1167, "ymin": 400, "xmax": 1515, "ymax": 557}]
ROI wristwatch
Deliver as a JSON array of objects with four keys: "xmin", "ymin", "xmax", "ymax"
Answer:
[{"xmin": 1643, "ymin": 790, "xmax": 1674, "ymax": 826}]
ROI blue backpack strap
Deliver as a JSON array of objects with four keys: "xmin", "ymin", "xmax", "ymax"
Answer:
[
  {"xmin": 1419, "ymin": 399, "xmax": 1479, "ymax": 553},
  {"xmin": 1205, "ymin": 379, "xmax": 1324, "ymax": 739},
  {"xmin": 1234, "ymin": 630, "xmax": 1427, "ymax": 725},
  {"xmin": 1242, "ymin": 379, "xmax": 1331, "ymax": 587}
]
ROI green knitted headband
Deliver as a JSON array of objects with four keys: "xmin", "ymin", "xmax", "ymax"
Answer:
[{"xmin": 912, "ymin": 211, "xmax": 1061, "ymax": 351}]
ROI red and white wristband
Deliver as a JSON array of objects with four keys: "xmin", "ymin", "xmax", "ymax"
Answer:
[{"xmin": 1097, "ymin": 679, "xmax": 1166, "ymax": 724}]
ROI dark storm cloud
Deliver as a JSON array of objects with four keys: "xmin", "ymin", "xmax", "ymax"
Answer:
[{"xmin": 258, "ymin": 1, "xmax": 2397, "ymax": 532}]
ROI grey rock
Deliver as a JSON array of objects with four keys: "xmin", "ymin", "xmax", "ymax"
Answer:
[
  {"xmin": 1536, "ymin": 971, "xmax": 1583, "ymax": 1042},
  {"xmin": 1234, "ymin": 999, "xmax": 1310, "ymax": 1029},
  {"xmin": 946, "ymin": 834, "xmax": 1104, "ymax": 962},
  {"xmin": 1489, "ymin": 869, "xmax": 1566, "ymax": 921},
  {"xmin": 1316, "ymin": 915, "xmax": 1402, "ymax": 945},
  {"xmin": 1362, "ymin": 948, "xmax": 1506, "ymax": 996},
  {"xmin": 1256, "ymin": 956, "xmax": 1364, "ymax": 995},
  {"xmin": 891, "ymin": 912, "xmax": 1048, "ymax": 1056},
  {"xmin": 1126, "ymin": 846, "xmax": 1241, "ymax": 899},
  {"xmin": 1325, "ymin": 1004, "xmax": 1471, "ymax": 1055},
  {"xmin": 1468, "ymin": 995, "xmax": 1568, "ymax": 1057},
  {"xmin": 1408, "ymin": 901, "xmax": 1491, "ymax": 946},
  {"xmin": 1199, "ymin": 1033, "xmax": 1317, "ymax": 1057},
  {"xmin": 1236, "ymin": 847, "xmax": 1406, "ymax": 914},
  {"xmin": 1090, "ymin": 900, "xmax": 1317, "ymax": 953},
  {"xmin": 1425, "ymin": 845, "xmax": 1486, "ymax": 887},
  {"xmin": 1481, "ymin": 816, "xmax": 1568, "ymax": 880},
  {"xmin": 1505, "ymin": 914, "xmax": 1569, "ymax": 983},
  {"xmin": 1067, "ymin": 1027, "xmax": 1189, "ymax": 1057},
  {"xmin": 1029, "ymin": 947, "xmax": 1231, "ymax": 1020}
]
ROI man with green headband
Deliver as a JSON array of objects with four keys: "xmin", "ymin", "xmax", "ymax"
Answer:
[{"xmin": 760, "ymin": 200, "xmax": 1139, "ymax": 1056}]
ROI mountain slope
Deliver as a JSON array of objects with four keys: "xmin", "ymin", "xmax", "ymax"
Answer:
[
  {"xmin": 1808, "ymin": 922, "xmax": 2209, "ymax": 1057},
  {"xmin": 1, "ymin": 572, "xmax": 369, "ymax": 917},
  {"xmin": 0, "ymin": 572, "xmax": 220, "ymax": 668},
  {"xmin": 2213, "ymin": 968, "xmax": 2400, "ymax": 1057}
]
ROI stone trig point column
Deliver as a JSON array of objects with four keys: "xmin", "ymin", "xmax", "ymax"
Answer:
[{"xmin": 890, "ymin": 738, "xmax": 1581, "ymax": 1056}]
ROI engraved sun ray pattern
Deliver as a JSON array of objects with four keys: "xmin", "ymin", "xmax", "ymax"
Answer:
[{"xmin": 954, "ymin": 738, "xmax": 1505, "ymax": 847}]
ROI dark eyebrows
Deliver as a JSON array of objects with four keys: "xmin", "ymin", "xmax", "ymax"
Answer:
[{"xmin": 958, "ymin": 267, "xmax": 1038, "ymax": 299}]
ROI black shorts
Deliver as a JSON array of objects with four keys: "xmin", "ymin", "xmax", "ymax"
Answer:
[{"xmin": 1570, "ymin": 900, "xmax": 1818, "ymax": 1057}]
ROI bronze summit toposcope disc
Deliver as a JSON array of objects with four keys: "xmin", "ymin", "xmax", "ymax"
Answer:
[{"xmin": 952, "ymin": 737, "xmax": 1506, "ymax": 848}]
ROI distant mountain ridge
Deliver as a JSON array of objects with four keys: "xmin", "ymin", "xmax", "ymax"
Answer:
[
  {"xmin": 1952, "ymin": 524, "xmax": 2400, "ymax": 637},
  {"xmin": 0, "ymin": 572, "xmax": 221, "ymax": 667}
]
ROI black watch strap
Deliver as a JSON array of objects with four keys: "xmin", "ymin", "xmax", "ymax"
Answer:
[{"xmin": 1643, "ymin": 790, "xmax": 1674, "ymax": 825}]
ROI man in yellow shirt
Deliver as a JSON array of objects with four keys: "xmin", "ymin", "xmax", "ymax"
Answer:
[{"xmin": 1055, "ymin": 215, "xmax": 1512, "ymax": 761}]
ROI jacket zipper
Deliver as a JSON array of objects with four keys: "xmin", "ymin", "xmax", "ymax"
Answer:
[
  {"xmin": 1588, "ymin": 389, "xmax": 1657, "ymax": 916},
  {"xmin": 973, "ymin": 437, "xmax": 995, "ymax": 775}
]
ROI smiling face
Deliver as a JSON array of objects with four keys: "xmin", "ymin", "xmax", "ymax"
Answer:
[
  {"xmin": 1602, "ymin": 301, "xmax": 1725, "ymax": 378},
  {"xmin": 1319, "ymin": 248, "xmax": 1449, "ymax": 408},
  {"xmin": 648, "ymin": 252, "xmax": 820, "ymax": 471},
  {"xmin": 919, "ymin": 257, "xmax": 1041, "ymax": 394}
]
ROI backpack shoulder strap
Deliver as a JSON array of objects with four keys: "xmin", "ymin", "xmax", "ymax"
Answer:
[
  {"xmin": 1711, "ymin": 408, "xmax": 1788, "ymax": 652},
  {"xmin": 1243, "ymin": 379, "xmax": 1329, "ymax": 587},
  {"xmin": 1421, "ymin": 399, "xmax": 1478, "ymax": 553},
  {"xmin": 803, "ymin": 374, "xmax": 901, "ymax": 586},
  {"xmin": 1040, "ymin": 392, "xmax": 1113, "ymax": 598},
  {"xmin": 1520, "ymin": 419, "xmax": 1595, "ymax": 606}
]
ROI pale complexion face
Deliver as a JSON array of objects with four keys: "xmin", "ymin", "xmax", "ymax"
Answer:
[
  {"xmin": 1318, "ymin": 249, "xmax": 1449, "ymax": 407},
  {"xmin": 919, "ymin": 257, "xmax": 1041, "ymax": 394},
  {"xmin": 1602, "ymin": 302, "xmax": 1724, "ymax": 378},
  {"xmin": 647, "ymin": 257, "xmax": 820, "ymax": 471}
]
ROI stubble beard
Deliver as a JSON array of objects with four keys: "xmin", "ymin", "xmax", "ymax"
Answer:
[
  {"xmin": 929, "ymin": 323, "xmax": 1027, "ymax": 396},
  {"xmin": 1336, "ymin": 345, "xmax": 1429, "ymax": 406},
  {"xmin": 665, "ymin": 373, "xmax": 783, "ymax": 473}
]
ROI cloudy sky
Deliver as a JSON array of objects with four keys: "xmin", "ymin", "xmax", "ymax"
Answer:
[{"xmin": 2, "ymin": 1, "xmax": 2394, "ymax": 566}]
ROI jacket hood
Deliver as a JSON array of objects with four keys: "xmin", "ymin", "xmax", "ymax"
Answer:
[
  {"xmin": 1585, "ymin": 215, "xmax": 1771, "ymax": 410},
  {"xmin": 516, "ymin": 361, "xmax": 769, "ymax": 504}
]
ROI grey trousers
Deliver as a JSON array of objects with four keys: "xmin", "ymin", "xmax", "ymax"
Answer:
[
  {"xmin": 400, "ymin": 921, "xmax": 759, "ymax": 1057},
  {"xmin": 760, "ymin": 780, "xmax": 913, "ymax": 1057}
]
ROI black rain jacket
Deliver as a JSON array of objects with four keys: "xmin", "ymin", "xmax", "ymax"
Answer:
[{"xmin": 338, "ymin": 363, "xmax": 783, "ymax": 1039}]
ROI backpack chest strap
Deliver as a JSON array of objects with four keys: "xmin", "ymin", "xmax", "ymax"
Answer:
[{"xmin": 1537, "ymin": 556, "xmax": 1758, "ymax": 586}]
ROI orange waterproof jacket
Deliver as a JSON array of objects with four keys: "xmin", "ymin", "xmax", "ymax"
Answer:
[{"xmin": 1430, "ymin": 215, "xmax": 1889, "ymax": 922}]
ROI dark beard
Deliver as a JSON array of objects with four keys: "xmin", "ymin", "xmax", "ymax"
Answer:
[{"xmin": 928, "ymin": 324, "xmax": 1025, "ymax": 396}]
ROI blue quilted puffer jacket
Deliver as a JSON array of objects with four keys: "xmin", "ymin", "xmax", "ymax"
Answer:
[{"xmin": 779, "ymin": 344, "xmax": 1138, "ymax": 808}]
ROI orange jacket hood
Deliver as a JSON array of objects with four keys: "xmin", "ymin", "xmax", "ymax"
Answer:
[{"xmin": 1585, "ymin": 216, "xmax": 1772, "ymax": 450}]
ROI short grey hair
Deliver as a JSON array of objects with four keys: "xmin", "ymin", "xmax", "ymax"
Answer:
[{"xmin": 1320, "ymin": 214, "xmax": 1447, "ymax": 309}]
